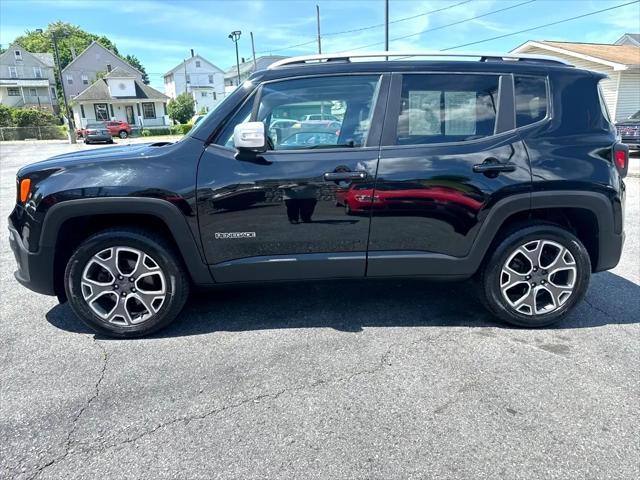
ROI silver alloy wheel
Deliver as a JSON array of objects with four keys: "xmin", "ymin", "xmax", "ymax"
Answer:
[
  {"xmin": 81, "ymin": 247, "xmax": 167, "ymax": 326},
  {"xmin": 500, "ymin": 239, "xmax": 577, "ymax": 316}
]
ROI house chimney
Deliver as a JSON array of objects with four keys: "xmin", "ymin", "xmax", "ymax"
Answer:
[{"xmin": 190, "ymin": 49, "xmax": 194, "ymax": 58}]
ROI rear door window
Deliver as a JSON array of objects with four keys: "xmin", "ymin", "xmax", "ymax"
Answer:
[
  {"xmin": 395, "ymin": 74, "xmax": 499, "ymax": 145},
  {"xmin": 514, "ymin": 76, "xmax": 548, "ymax": 127}
]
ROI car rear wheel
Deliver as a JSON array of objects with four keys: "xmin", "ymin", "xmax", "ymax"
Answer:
[
  {"xmin": 65, "ymin": 228, "xmax": 189, "ymax": 338},
  {"xmin": 119, "ymin": 130, "xmax": 128, "ymax": 139},
  {"xmin": 478, "ymin": 224, "xmax": 591, "ymax": 327}
]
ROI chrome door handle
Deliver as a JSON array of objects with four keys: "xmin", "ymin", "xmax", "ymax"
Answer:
[{"xmin": 323, "ymin": 171, "xmax": 368, "ymax": 181}]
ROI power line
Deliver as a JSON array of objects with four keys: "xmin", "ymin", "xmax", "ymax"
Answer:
[
  {"xmin": 442, "ymin": 0, "xmax": 640, "ymax": 50},
  {"xmin": 256, "ymin": 0, "xmax": 474, "ymax": 54},
  {"xmin": 350, "ymin": 0, "xmax": 536, "ymax": 51}
]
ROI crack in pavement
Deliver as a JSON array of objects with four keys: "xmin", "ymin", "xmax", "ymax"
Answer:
[
  {"xmin": 31, "ymin": 333, "xmax": 448, "ymax": 469},
  {"xmin": 583, "ymin": 296, "xmax": 613, "ymax": 318},
  {"xmin": 27, "ymin": 339, "xmax": 108, "ymax": 480}
]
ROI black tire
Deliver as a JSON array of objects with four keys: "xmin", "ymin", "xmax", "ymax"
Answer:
[
  {"xmin": 84, "ymin": 139, "xmax": 90, "ymax": 144},
  {"xmin": 119, "ymin": 130, "xmax": 128, "ymax": 139},
  {"xmin": 64, "ymin": 228, "xmax": 189, "ymax": 338},
  {"xmin": 108, "ymin": 139, "xmax": 115, "ymax": 144},
  {"xmin": 478, "ymin": 224, "xmax": 591, "ymax": 327}
]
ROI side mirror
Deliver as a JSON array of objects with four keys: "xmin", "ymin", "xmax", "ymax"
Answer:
[{"xmin": 233, "ymin": 122, "xmax": 267, "ymax": 153}]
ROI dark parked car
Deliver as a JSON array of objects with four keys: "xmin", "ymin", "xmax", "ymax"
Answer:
[
  {"xmin": 616, "ymin": 110, "xmax": 640, "ymax": 150},
  {"xmin": 82, "ymin": 123, "xmax": 114, "ymax": 144},
  {"xmin": 9, "ymin": 52, "xmax": 628, "ymax": 338}
]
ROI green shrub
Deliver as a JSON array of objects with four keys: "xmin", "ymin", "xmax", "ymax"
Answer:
[
  {"xmin": 12, "ymin": 108, "xmax": 58, "ymax": 127},
  {"xmin": 0, "ymin": 105, "xmax": 13, "ymax": 127},
  {"xmin": 141, "ymin": 129, "xmax": 151, "ymax": 137},
  {"xmin": 170, "ymin": 124, "xmax": 192, "ymax": 135}
]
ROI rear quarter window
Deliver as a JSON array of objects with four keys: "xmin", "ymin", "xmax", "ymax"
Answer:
[{"xmin": 514, "ymin": 76, "xmax": 548, "ymax": 127}]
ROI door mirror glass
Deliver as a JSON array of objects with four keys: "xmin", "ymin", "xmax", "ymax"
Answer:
[{"xmin": 233, "ymin": 122, "xmax": 267, "ymax": 152}]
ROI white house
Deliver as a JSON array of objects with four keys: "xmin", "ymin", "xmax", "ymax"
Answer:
[
  {"xmin": 163, "ymin": 52, "xmax": 225, "ymax": 113},
  {"xmin": 0, "ymin": 43, "xmax": 58, "ymax": 112},
  {"xmin": 512, "ymin": 36, "xmax": 640, "ymax": 121},
  {"xmin": 224, "ymin": 56, "xmax": 287, "ymax": 95},
  {"xmin": 71, "ymin": 67, "xmax": 169, "ymax": 128}
]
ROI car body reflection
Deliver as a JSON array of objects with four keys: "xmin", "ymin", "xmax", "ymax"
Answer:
[{"xmin": 337, "ymin": 181, "xmax": 483, "ymax": 234}]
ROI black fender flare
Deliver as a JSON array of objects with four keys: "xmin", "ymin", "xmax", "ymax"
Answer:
[
  {"xmin": 470, "ymin": 190, "xmax": 620, "ymax": 273},
  {"xmin": 40, "ymin": 197, "xmax": 214, "ymax": 285}
]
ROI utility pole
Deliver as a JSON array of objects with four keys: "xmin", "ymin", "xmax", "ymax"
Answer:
[
  {"xmin": 384, "ymin": 0, "xmax": 389, "ymax": 51},
  {"xmin": 183, "ymin": 59, "xmax": 188, "ymax": 94},
  {"xmin": 316, "ymin": 5, "xmax": 322, "ymax": 54},
  {"xmin": 250, "ymin": 32, "xmax": 257, "ymax": 71},
  {"xmin": 41, "ymin": 29, "xmax": 76, "ymax": 144},
  {"xmin": 228, "ymin": 31, "xmax": 242, "ymax": 86},
  {"xmin": 384, "ymin": 0, "xmax": 389, "ymax": 59}
]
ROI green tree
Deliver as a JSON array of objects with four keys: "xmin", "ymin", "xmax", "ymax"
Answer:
[
  {"xmin": 15, "ymin": 21, "xmax": 119, "ymax": 71},
  {"xmin": 124, "ymin": 54, "xmax": 149, "ymax": 84},
  {"xmin": 167, "ymin": 93, "xmax": 195, "ymax": 124}
]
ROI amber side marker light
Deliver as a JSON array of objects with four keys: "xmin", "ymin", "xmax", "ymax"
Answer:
[{"xmin": 19, "ymin": 178, "xmax": 31, "ymax": 203}]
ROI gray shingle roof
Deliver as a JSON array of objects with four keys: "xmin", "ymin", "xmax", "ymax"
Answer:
[
  {"xmin": 73, "ymin": 78, "xmax": 168, "ymax": 102},
  {"xmin": 104, "ymin": 66, "xmax": 137, "ymax": 78},
  {"xmin": 224, "ymin": 55, "xmax": 287, "ymax": 79},
  {"xmin": 31, "ymin": 52, "xmax": 54, "ymax": 67}
]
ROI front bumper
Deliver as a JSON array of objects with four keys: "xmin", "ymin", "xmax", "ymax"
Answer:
[{"xmin": 8, "ymin": 224, "xmax": 56, "ymax": 296}]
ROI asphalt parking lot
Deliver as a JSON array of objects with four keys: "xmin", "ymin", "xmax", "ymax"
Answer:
[{"xmin": 1, "ymin": 141, "xmax": 638, "ymax": 479}]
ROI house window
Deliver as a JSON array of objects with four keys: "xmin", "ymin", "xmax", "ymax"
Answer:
[
  {"xmin": 33, "ymin": 67, "xmax": 42, "ymax": 78},
  {"xmin": 196, "ymin": 60, "xmax": 201, "ymax": 68},
  {"xmin": 109, "ymin": 104, "xmax": 114, "ymax": 117},
  {"xmin": 66, "ymin": 74, "xmax": 73, "ymax": 85},
  {"xmin": 7, "ymin": 87, "xmax": 20, "ymax": 96},
  {"xmin": 94, "ymin": 103, "xmax": 109, "ymax": 121},
  {"xmin": 186, "ymin": 74, "xmax": 190, "ymax": 84},
  {"xmin": 213, "ymin": 92, "xmax": 217, "ymax": 100},
  {"xmin": 142, "ymin": 102, "xmax": 156, "ymax": 119},
  {"xmin": 208, "ymin": 74, "xmax": 214, "ymax": 84},
  {"xmin": 29, "ymin": 88, "xmax": 37, "ymax": 96},
  {"xmin": 50, "ymin": 87, "xmax": 56, "ymax": 98},
  {"xmin": 14, "ymin": 50, "xmax": 22, "ymax": 60},
  {"xmin": 106, "ymin": 64, "xmax": 112, "ymax": 72},
  {"xmin": 8, "ymin": 66, "xmax": 17, "ymax": 78},
  {"xmin": 201, "ymin": 92, "xmax": 207, "ymax": 97},
  {"xmin": 80, "ymin": 105, "xmax": 85, "ymax": 118},
  {"xmin": 81, "ymin": 74, "xmax": 89, "ymax": 85}
]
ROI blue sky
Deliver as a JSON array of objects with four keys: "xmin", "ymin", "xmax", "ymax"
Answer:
[{"xmin": 1, "ymin": 0, "xmax": 638, "ymax": 90}]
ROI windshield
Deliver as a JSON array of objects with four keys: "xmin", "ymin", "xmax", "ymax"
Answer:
[{"xmin": 630, "ymin": 110, "xmax": 640, "ymax": 120}]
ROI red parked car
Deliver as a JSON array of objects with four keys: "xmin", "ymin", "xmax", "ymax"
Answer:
[{"xmin": 77, "ymin": 120, "xmax": 132, "ymax": 139}]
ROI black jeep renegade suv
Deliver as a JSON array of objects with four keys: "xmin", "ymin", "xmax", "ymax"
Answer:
[{"xmin": 8, "ymin": 53, "xmax": 628, "ymax": 338}]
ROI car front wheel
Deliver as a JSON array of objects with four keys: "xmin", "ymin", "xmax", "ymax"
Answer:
[
  {"xmin": 65, "ymin": 228, "xmax": 189, "ymax": 338},
  {"xmin": 479, "ymin": 224, "xmax": 591, "ymax": 327},
  {"xmin": 119, "ymin": 130, "xmax": 128, "ymax": 139}
]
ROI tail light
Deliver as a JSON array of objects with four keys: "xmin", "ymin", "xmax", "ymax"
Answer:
[{"xmin": 613, "ymin": 143, "xmax": 629, "ymax": 177}]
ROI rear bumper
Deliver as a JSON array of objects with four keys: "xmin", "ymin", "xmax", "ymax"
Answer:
[
  {"xmin": 8, "ymin": 224, "xmax": 55, "ymax": 296},
  {"xmin": 621, "ymin": 138, "xmax": 640, "ymax": 149}
]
